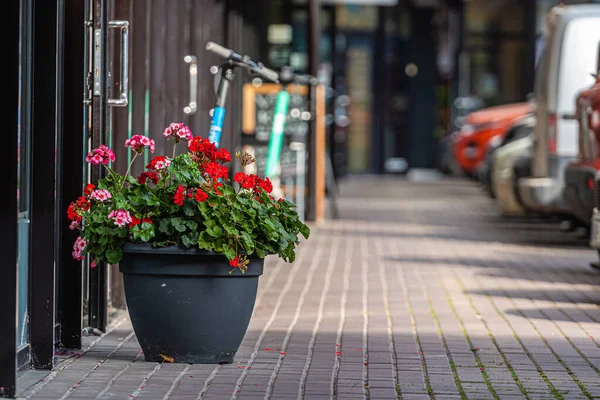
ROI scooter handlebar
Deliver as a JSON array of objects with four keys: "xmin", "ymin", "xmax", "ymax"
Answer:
[
  {"xmin": 205, "ymin": 42, "xmax": 241, "ymax": 61},
  {"xmin": 206, "ymin": 41, "xmax": 278, "ymax": 82},
  {"xmin": 258, "ymin": 66, "xmax": 279, "ymax": 83}
]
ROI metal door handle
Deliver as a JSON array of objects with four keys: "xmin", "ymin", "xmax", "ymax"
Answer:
[
  {"xmin": 108, "ymin": 20, "xmax": 129, "ymax": 106},
  {"xmin": 184, "ymin": 55, "xmax": 198, "ymax": 114}
]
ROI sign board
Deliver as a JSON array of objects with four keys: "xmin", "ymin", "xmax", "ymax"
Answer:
[{"xmin": 242, "ymin": 83, "xmax": 310, "ymax": 181}]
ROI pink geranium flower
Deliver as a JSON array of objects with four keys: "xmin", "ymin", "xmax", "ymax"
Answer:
[
  {"xmin": 163, "ymin": 122, "xmax": 193, "ymax": 142},
  {"xmin": 108, "ymin": 209, "xmax": 132, "ymax": 227},
  {"xmin": 90, "ymin": 189, "xmax": 112, "ymax": 202},
  {"xmin": 72, "ymin": 236, "xmax": 86, "ymax": 261},
  {"xmin": 125, "ymin": 135, "xmax": 156, "ymax": 154},
  {"xmin": 85, "ymin": 145, "xmax": 116, "ymax": 165}
]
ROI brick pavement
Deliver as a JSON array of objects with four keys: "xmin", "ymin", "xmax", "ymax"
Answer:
[{"xmin": 20, "ymin": 177, "xmax": 600, "ymax": 399}]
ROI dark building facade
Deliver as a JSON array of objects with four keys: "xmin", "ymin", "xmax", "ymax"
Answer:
[{"xmin": 4, "ymin": 0, "xmax": 270, "ymax": 397}]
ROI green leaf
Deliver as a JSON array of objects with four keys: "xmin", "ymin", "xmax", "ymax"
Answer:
[
  {"xmin": 223, "ymin": 223, "xmax": 239, "ymax": 236},
  {"xmin": 183, "ymin": 203, "xmax": 195, "ymax": 217},
  {"xmin": 255, "ymin": 246, "xmax": 265, "ymax": 258},
  {"xmin": 223, "ymin": 245, "xmax": 236, "ymax": 260},
  {"xmin": 105, "ymin": 248, "xmax": 123, "ymax": 264},
  {"xmin": 182, "ymin": 232, "xmax": 199, "ymax": 247},
  {"xmin": 207, "ymin": 226, "xmax": 223, "ymax": 238},
  {"xmin": 185, "ymin": 220, "xmax": 198, "ymax": 230},
  {"xmin": 220, "ymin": 185, "xmax": 234, "ymax": 196},
  {"xmin": 231, "ymin": 210, "xmax": 245, "ymax": 223},
  {"xmin": 171, "ymin": 217, "xmax": 187, "ymax": 233},
  {"xmin": 240, "ymin": 231, "xmax": 254, "ymax": 254},
  {"xmin": 299, "ymin": 224, "xmax": 310, "ymax": 239}
]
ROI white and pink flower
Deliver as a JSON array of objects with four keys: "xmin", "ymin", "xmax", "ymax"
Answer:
[
  {"xmin": 163, "ymin": 122, "xmax": 193, "ymax": 142},
  {"xmin": 125, "ymin": 135, "xmax": 156, "ymax": 154},
  {"xmin": 69, "ymin": 220, "xmax": 80, "ymax": 231},
  {"xmin": 146, "ymin": 156, "xmax": 171, "ymax": 171},
  {"xmin": 90, "ymin": 189, "xmax": 112, "ymax": 202},
  {"xmin": 85, "ymin": 145, "xmax": 116, "ymax": 165},
  {"xmin": 108, "ymin": 209, "xmax": 132, "ymax": 227},
  {"xmin": 72, "ymin": 236, "xmax": 86, "ymax": 261}
]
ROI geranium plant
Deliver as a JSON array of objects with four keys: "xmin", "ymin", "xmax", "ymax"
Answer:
[{"xmin": 67, "ymin": 123, "xmax": 310, "ymax": 272}]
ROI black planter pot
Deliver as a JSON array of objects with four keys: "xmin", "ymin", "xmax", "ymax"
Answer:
[{"xmin": 119, "ymin": 243, "xmax": 264, "ymax": 364}]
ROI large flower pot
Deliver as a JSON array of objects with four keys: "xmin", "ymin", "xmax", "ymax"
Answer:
[{"xmin": 119, "ymin": 243, "xmax": 264, "ymax": 364}]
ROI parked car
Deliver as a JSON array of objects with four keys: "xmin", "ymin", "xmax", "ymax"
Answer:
[
  {"xmin": 453, "ymin": 102, "xmax": 534, "ymax": 177},
  {"xmin": 478, "ymin": 114, "xmax": 536, "ymax": 198},
  {"xmin": 518, "ymin": 4, "xmax": 600, "ymax": 215},
  {"xmin": 436, "ymin": 96, "xmax": 486, "ymax": 175},
  {"xmin": 564, "ymin": 74, "xmax": 600, "ymax": 226},
  {"xmin": 492, "ymin": 134, "xmax": 535, "ymax": 216}
]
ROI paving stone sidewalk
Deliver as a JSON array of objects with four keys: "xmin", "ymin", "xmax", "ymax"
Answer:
[{"xmin": 21, "ymin": 177, "xmax": 600, "ymax": 399}]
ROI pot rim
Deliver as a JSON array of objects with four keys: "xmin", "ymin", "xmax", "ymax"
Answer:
[{"xmin": 122, "ymin": 242, "xmax": 267, "ymax": 258}]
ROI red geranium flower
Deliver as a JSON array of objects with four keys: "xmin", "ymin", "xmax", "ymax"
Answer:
[
  {"xmin": 213, "ymin": 182, "xmax": 223, "ymax": 196},
  {"xmin": 138, "ymin": 171, "xmax": 159, "ymax": 185},
  {"xmin": 241, "ymin": 174, "xmax": 256, "ymax": 189},
  {"xmin": 217, "ymin": 148, "xmax": 232, "ymax": 163},
  {"xmin": 84, "ymin": 184, "xmax": 95, "ymax": 195},
  {"xmin": 67, "ymin": 202, "xmax": 82, "ymax": 222},
  {"xmin": 146, "ymin": 156, "xmax": 171, "ymax": 171},
  {"xmin": 173, "ymin": 185, "xmax": 186, "ymax": 206},
  {"xmin": 76, "ymin": 195, "xmax": 91, "ymax": 211},
  {"xmin": 234, "ymin": 172, "xmax": 246, "ymax": 183},
  {"xmin": 258, "ymin": 177, "xmax": 273, "ymax": 194},
  {"xmin": 229, "ymin": 256, "xmax": 239, "ymax": 268},
  {"xmin": 129, "ymin": 216, "xmax": 141, "ymax": 228},
  {"xmin": 194, "ymin": 189, "xmax": 208, "ymax": 203},
  {"xmin": 203, "ymin": 162, "xmax": 229, "ymax": 181}
]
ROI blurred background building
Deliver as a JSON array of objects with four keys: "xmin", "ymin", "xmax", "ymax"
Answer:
[{"xmin": 257, "ymin": 0, "xmax": 600, "ymax": 176}]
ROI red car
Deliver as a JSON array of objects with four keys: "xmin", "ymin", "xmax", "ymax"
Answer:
[
  {"xmin": 453, "ymin": 102, "xmax": 534, "ymax": 176},
  {"xmin": 564, "ymin": 74, "xmax": 600, "ymax": 226}
]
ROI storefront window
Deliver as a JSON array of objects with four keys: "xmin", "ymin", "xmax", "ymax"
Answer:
[{"xmin": 463, "ymin": 0, "xmax": 528, "ymax": 105}]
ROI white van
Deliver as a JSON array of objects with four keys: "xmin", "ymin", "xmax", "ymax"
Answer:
[{"xmin": 518, "ymin": 5, "xmax": 600, "ymax": 214}]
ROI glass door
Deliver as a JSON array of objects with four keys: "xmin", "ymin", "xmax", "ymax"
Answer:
[{"xmin": 17, "ymin": 0, "xmax": 34, "ymax": 366}]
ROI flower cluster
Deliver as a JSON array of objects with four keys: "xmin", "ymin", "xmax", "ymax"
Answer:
[
  {"xmin": 146, "ymin": 156, "xmax": 171, "ymax": 171},
  {"xmin": 108, "ymin": 209, "xmax": 132, "ymax": 227},
  {"xmin": 67, "ymin": 123, "xmax": 310, "ymax": 272},
  {"xmin": 90, "ymin": 189, "xmax": 112, "ymax": 202},
  {"xmin": 172, "ymin": 184, "xmax": 209, "ymax": 206},
  {"xmin": 188, "ymin": 137, "xmax": 231, "ymax": 164},
  {"xmin": 125, "ymin": 135, "xmax": 156, "ymax": 154},
  {"xmin": 163, "ymin": 122, "xmax": 193, "ymax": 142},
  {"xmin": 234, "ymin": 172, "xmax": 273, "ymax": 194},
  {"xmin": 138, "ymin": 171, "xmax": 159, "ymax": 185},
  {"xmin": 72, "ymin": 236, "xmax": 86, "ymax": 261},
  {"xmin": 85, "ymin": 145, "xmax": 115, "ymax": 166}
]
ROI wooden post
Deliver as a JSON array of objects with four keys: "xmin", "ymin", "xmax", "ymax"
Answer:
[
  {"xmin": 315, "ymin": 84, "xmax": 327, "ymax": 223},
  {"xmin": 306, "ymin": 0, "xmax": 320, "ymax": 221}
]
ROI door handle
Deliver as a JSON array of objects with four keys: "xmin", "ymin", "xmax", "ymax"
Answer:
[
  {"xmin": 108, "ymin": 20, "xmax": 129, "ymax": 107},
  {"xmin": 184, "ymin": 55, "xmax": 198, "ymax": 114}
]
